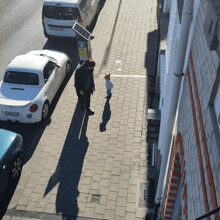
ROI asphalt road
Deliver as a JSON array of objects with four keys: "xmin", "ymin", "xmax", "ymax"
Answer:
[{"xmin": 0, "ymin": 0, "xmax": 80, "ymax": 80}]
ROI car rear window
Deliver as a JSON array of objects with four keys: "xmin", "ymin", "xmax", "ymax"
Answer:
[
  {"xmin": 4, "ymin": 71, "xmax": 39, "ymax": 86},
  {"xmin": 43, "ymin": 6, "xmax": 80, "ymax": 20}
]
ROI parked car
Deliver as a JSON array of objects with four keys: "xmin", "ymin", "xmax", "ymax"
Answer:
[
  {"xmin": 0, "ymin": 129, "xmax": 23, "ymax": 201},
  {"xmin": 42, "ymin": 0, "xmax": 100, "ymax": 38},
  {"xmin": 0, "ymin": 50, "xmax": 72, "ymax": 123}
]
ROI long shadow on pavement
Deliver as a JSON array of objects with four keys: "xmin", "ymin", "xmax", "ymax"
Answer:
[
  {"xmin": 99, "ymin": 0, "xmax": 122, "ymax": 69},
  {"xmin": 99, "ymin": 99, "xmax": 111, "ymax": 132},
  {"xmin": 44, "ymin": 103, "xmax": 89, "ymax": 219}
]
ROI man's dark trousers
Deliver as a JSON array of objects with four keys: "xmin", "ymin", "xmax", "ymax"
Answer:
[{"xmin": 76, "ymin": 89, "xmax": 92, "ymax": 110}]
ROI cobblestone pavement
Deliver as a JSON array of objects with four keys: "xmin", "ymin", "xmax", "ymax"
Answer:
[{"xmin": 2, "ymin": 0, "xmax": 158, "ymax": 219}]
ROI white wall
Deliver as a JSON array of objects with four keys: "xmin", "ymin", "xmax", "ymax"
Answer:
[
  {"xmin": 159, "ymin": 0, "xmax": 220, "ymax": 218},
  {"xmin": 158, "ymin": 0, "xmax": 180, "ymax": 154}
]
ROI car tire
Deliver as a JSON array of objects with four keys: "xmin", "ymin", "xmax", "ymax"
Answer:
[
  {"xmin": 10, "ymin": 153, "xmax": 23, "ymax": 185},
  {"xmin": 66, "ymin": 60, "xmax": 72, "ymax": 75},
  {"xmin": 44, "ymin": 29, "xmax": 50, "ymax": 39},
  {"xmin": 41, "ymin": 102, "xmax": 49, "ymax": 121}
]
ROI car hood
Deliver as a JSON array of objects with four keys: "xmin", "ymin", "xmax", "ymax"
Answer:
[{"xmin": 0, "ymin": 83, "xmax": 41, "ymax": 106}]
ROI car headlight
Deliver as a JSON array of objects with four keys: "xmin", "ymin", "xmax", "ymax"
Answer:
[{"xmin": 30, "ymin": 104, "xmax": 38, "ymax": 113}]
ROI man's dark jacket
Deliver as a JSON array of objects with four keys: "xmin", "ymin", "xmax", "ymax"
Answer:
[{"xmin": 74, "ymin": 63, "xmax": 95, "ymax": 92}]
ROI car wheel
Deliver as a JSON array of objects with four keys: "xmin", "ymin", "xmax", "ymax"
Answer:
[
  {"xmin": 41, "ymin": 102, "xmax": 49, "ymax": 121},
  {"xmin": 66, "ymin": 60, "xmax": 72, "ymax": 75},
  {"xmin": 44, "ymin": 29, "xmax": 50, "ymax": 39},
  {"xmin": 10, "ymin": 153, "xmax": 23, "ymax": 184}
]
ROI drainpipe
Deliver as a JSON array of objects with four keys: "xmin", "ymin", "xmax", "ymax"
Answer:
[{"xmin": 153, "ymin": 0, "xmax": 194, "ymax": 217}]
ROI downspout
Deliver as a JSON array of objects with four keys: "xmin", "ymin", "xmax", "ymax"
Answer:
[{"xmin": 153, "ymin": 0, "xmax": 194, "ymax": 217}]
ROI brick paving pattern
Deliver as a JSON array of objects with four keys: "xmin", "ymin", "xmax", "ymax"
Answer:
[{"xmin": 3, "ymin": 0, "xmax": 158, "ymax": 219}]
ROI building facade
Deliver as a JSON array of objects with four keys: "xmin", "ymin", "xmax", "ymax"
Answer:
[{"xmin": 156, "ymin": 0, "xmax": 220, "ymax": 219}]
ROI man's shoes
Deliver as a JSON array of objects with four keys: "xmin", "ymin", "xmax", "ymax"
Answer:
[{"xmin": 87, "ymin": 108, "xmax": 94, "ymax": 115}]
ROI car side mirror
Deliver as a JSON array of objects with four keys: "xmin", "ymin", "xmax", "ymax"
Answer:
[
  {"xmin": 90, "ymin": 36, "xmax": 94, "ymax": 40},
  {"xmin": 55, "ymin": 64, "xmax": 60, "ymax": 68}
]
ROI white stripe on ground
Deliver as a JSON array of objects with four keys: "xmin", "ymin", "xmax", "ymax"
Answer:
[{"xmin": 99, "ymin": 75, "xmax": 147, "ymax": 77}]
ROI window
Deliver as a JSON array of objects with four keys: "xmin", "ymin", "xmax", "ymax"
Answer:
[
  {"xmin": 43, "ymin": 61, "xmax": 56, "ymax": 82},
  {"xmin": 43, "ymin": 6, "xmax": 80, "ymax": 20},
  {"xmin": 4, "ymin": 71, "xmax": 39, "ymax": 85}
]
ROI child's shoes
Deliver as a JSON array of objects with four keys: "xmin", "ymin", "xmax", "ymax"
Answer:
[{"xmin": 105, "ymin": 94, "xmax": 112, "ymax": 99}]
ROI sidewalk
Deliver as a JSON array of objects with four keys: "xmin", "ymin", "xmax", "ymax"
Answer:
[{"xmin": 3, "ymin": 0, "xmax": 158, "ymax": 219}]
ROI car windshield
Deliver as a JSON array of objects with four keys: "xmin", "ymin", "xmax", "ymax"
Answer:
[
  {"xmin": 4, "ymin": 71, "xmax": 39, "ymax": 85},
  {"xmin": 43, "ymin": 6, "xmax": 80, "ymax": 20}
]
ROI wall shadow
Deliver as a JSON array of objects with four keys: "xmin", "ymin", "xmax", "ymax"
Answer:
[
  {"xmin": 44, "ymin": 103, "xmax": 89, "ymax": 219},
  {"xmin": 144, "ymin": 22, "xmax": 160, "ymax": 220},
  {"xmin": 145, "ymin": 30, "xmax": 160, "ymax": 109}
]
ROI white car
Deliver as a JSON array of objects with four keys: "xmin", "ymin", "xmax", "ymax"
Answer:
[
  {"xmin": 0, "ymin": 50, "xmax": 72, "ymax": 123},
  {"xmin": 42, "ymin": 0, "xmax": 100, "ymax": 39}
]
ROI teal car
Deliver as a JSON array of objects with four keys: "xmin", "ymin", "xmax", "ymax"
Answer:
[{"xmin": 0, "ymin": 129, "xmax": 23, "ymax": 201}]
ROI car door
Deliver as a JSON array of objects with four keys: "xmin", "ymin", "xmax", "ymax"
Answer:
[
  {"xmin": 43, "ymin": 61, "xmax": 57, "ymax": 102},
  {"xmin": 53, "ymin": 61, "xmax": 66, "ymax": 92}
]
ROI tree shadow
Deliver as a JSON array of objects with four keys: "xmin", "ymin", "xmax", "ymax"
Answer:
[
  {"xmin": 99, "ymin": 99, "xmax": 111, "ymax": 132},
  {"xmin": 44, "ymin": 103, "xmax": 89, "ymax": 218}
]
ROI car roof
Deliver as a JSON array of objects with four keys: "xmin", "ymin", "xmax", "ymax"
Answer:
[
  {"xmin": 43, "ymin": 0, "xmax": 79, "ymax": 6},
  {"xmin": 6, "ymin": 54, "xmax": 49, "ymax": 73}
]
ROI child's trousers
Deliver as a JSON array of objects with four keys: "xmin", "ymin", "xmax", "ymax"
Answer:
[{"xmin": 107, "ymin": 89, "xmax": 111, "ymax": 97}]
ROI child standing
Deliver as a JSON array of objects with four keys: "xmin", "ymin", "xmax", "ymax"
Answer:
[{"xmin": 104, "ymin": 73, "xmax": 113, "ymax": 99}]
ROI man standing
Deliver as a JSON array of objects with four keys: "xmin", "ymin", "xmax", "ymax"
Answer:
[{"xmin": 74, "ymin": 58, "xmax": 96, "ymax": 115}]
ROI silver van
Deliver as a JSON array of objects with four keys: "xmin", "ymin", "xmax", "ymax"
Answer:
[{"xmin": 42, "ymin": 0, "xmax": 100, "ymax": 38}]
